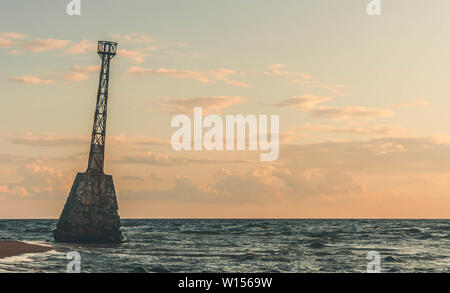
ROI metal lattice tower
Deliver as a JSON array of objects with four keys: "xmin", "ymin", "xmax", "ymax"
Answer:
[
  {"xmin": 54, "ymin": 40, "xmax": 122, "ymax": 244},
  {"xmin": 87, "ymin": 41, "xmax": 117, "ymax": 174}
]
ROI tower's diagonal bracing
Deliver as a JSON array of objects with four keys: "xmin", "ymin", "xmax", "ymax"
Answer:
[{"xmin": 87, "ymin": 41, "xmax": 117, "ymax": 174}]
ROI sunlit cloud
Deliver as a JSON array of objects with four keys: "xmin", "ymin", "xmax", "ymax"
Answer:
[
  {"xmin": 0, "ymin": 160, "xmax": 68, "ymax": 197},
  {"xmin": 19, "ymin": 38, "xmax": 71, "ymax": 52},
  {"xmin": 275, "ymin": 94, "xmax": 332, "ymax": 110},
  {"xmin": 0, "ymin": 32, "xmax": 28, "ymax": 48},
  {"xmin": 158, "ymin": 96, "xmax": 247, "ymax": 114},
  {"xmin": 58, "ymin": 65, "xmax": 100, "ymax": 82},
  {"xmin": 109, "ymin": 32, "xmax": 156, "ymax": 43},
  {"xmin": 9, "ymin": 76, "xmax": 55, "ymax": 85},
  {"xmin": 64, "ymin": 39, "xmax": 96, "ymax": 55},
  {"xmin": 9, "ymin": 133, "xmax": 169, "ymax": 148},
  {"xmin": 309, "ymin": 106, "xmax": 393, "ymax": 121},
  {"xmin": 124, "ymin": 66, "xmax": 248, "ymax": 87},
  {"xmin": 0, "ymin": 32, "xmax": 28, "ymax": 39},
  {"xmin": 265, "ymin": 64, "xmax": 311, "ymax": 81},
  {"xmin": 293, "ymin": 123, "xmax": 407, "ymax": 135},
  {"xmin": 265, "ymin": 64, "xmax": 350, "ymax": 95},
  {"xmin": 387, "ymin": 100, "xmax": 431, "ymax": 108},
  {"xmin": 117, "ymin": 49, "xmax": 149, "ymax": 63}
]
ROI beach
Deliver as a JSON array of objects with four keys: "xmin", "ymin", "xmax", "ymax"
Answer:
[{"xmin": 0, "ymin": 241, "xmax": 53, "ymax": 259}]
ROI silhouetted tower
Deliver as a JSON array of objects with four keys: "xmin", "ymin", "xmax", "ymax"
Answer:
[
  {"xmin": 87, "ymin": 41, "xmax": 117, "ymax": 173},
  {"xmin": 54, "ymin": 41, "xmax": 122, "ymax": 243}
]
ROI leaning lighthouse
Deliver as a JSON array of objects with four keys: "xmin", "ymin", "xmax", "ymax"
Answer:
[{"xmin": 54, "ymin": 41, "xmax": 122, "ymax": 243}]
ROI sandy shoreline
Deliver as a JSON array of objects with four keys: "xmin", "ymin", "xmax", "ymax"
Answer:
[{"xmin": 0, "ymin": 241, "xmax": 53, "ymax": 259}]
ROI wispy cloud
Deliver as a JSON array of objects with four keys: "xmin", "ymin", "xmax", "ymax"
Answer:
[
  {"xmin": 118, "ymin": 49, "xmax": 149, "ymax": 63},
  {"xmin": 135, "ymin": 165, "xmax": 362, "ymax": 204},
  {"xmin": 9, "ymin": 133, "xmax": 169, "ymax": 148},
  {"xmin": 0, "ymin": 32, "xmax": 28, "ymax": 48},
  {"xmin": 19, "ymin": 38, "xmax": 71, "ymax": 52},
  {"xmin": 265, "ymin": 64, "xmax": 349, "ymax": 95},
  {"xmin": 109, "ymin": 33, "xmax": 156, "ymax": 44},
  {"xmin": 64, "ymin": 39, "xmax": 96, "ymax": 55},
  {"xmin": 0, "ymin": 33, "xmax": 97, "ymax": 56},
  {"xmin": 387, "ymin": 100, "xmax": 431, "ymax": 108},
  {"xmin": 124, "ymin": 66, "xmax": 248, "ymax": 87},
  {"xmin": 275, "ymin": 94, "xmax": 392, "ymax": 121},
  {"xmin": 293, "ymin": 123, "xmax": 406, "ymax": 135},
  {"xmin": 57, "ymin": 65, "xmax": 100, "ymax": 82},
  {"xmin": 275, "ymin": 94, "xmax": 332, "ymax": 110},
  {"xmin": 121, "ymin": 175, "xmax": 145, "ymax": 181},
  {"xmin": 265, "ymin": 64, "xmax": 311, "ymax": 81},
  {"xmin": 9, "ymin": 76, "xmax": 55, "ymax": 85},
  {"xmin": 12, "ymin": 65, "xmax": 100, "ymax": 85},
  {"xmin": 309, "ymin": 106, "xmax": 393, "ymax": 121},
  {"xmin": 0, "ymin": 160, "xmax": 68, "ymax": 197},
  {"xmin": 158, "ymin": 96, "xmax": 247, "ymax": 114},
  {"xmin": 0, "ymin": 32, "xmax": 28, "ymax": 39}
]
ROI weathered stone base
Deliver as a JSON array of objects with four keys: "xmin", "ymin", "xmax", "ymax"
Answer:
[{"xmin": 54, "ymin": 172, "xmax": 123, "ymax": 243}]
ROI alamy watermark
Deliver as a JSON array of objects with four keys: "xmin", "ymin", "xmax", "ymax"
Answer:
[
  {"xmin": 170, "ymin": 107, "xmax": 280, "ymax": 162},
  {"xmin": 366, "ymin": 251, "xmax": 381, "ymax": 273},
  {"xmin": 66, "ymin": 0, "xmax": 81, "ymax": 16},
  {"xmin": 367, "ymin": 0, "xmax": 381, "ymax": 16},
  {"xmin": 66, "ymin": 251, "xmax": 81, "ymax": 273}
]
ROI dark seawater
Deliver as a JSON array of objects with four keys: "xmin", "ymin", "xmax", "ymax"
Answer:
[{"xmin": 0, "ymin": 219, "xmax": 448, "ymax": 273}]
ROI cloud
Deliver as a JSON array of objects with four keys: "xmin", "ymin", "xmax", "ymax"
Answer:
[
  {"xmin": 309, "ymin": 106, "xmax": 393, "ymax": 121},
  {"xmin": 0, "ymin": 185, "xmax": 29, "ymax": 197},
  {"xmin": 280, "ymin": 136, "xmax": 450, "ymax": 174},
  {"xmin": 108, "ymin": 32, "xmax": 184, "ymax": 50},
  {"xmin": 0, "ymin": 32, "xmax": 28, "ymax": 48},
  {"xmin": 364, "ymin": 142, "xmax": 407, "ymax": 155},
  {"xmin": 8, "ymin": 65, "xmax": 99, "ymax": 84},
  {"xmin": 387, "ymin": 100, "xmax": 431, "ymax": 108},
  {"xmin": 265, "ymin": 64, "xmax": 311, "ymax": 81},
  {"xmin": 0, "ymin": 32, "xmax": 28, "ymax": 39},
  {"xmin": 17, "ymin": 65, "xmax": 101, "ymax": 84},
  {"xmin": 275, "ymin": 94, "xmax": 332, "ymax": 110},
  {"xmin": 9, "ymin": 133, "xmax": 169, "ymax": 148},
  {"xmin": 265, "ymin": 64, "xmax": 349, "ymax": 95},
  {"xmin": 149, "ymin": 172, "xmax": 163, "ymax": 182},
  {"xmin": 0, "ymin": 160, "xmax": 68, "ymax": 197},
  {"xmin": 314, "ymin": 84, "xmax": 349, "ymax": 96},
  {"xmin": 109, "ymin": 33, "xmax": 156, "ymax": 43},
  {"xmin": 9, "ymin": 76, "xmax": 55, "ymax": 85},
  {"xmin": 116, "ymin": 151, "xmax": 185, "ymax": 166},
  {"xmin": 132, "ymin": 165, "xmax": 362, "ymax": 203},
  {"xmin": 10, "ymin": 133, "xmax": 87, "ymax": 147},
  {"xmin": 293, "ymin": 123, "xmax": 406, "ymax": 135},
  {"xmin": 121, "ymin": 175, "xmax": 144, "ymax": 181},
  {"xmin": 275, "ymin": 95, "xmax": 390, "ymax": 121},
  {"xmin": 113, "ymin": 151, "xmax": 245, "ymax": 166},
  {"xmin": 0, "ymin": 38, "xmax": 14, "ymax": 48},
  {"xmin": 58, "ymin": 65, "xmax": 100, "ymax": 82},
  {"xmin": 64, "ymin": 39, "xmax": 96, "ymax": 55},
  {"xmin": 158, "ymin": 96, "xmax": 247, "ymax": 114},
  {"xmin": 0, "ymin": 33, "xmax": 96, "ymax": 55},
  {"xmin": 124, "ymin": 66, "xmax": 248, "ymax": 87},
  {"xmin": 117, "ymin": 49, "xmax": 149, "ymax": 63},
  {"xmin": 8, "ymin": 49, "xmax": 22, "ymax": 55},
  {"xmin": 19, "ymin": 38, "xmax": 70, "ymax": 52},
  {"xmin": 0, "ymin": 33, "xmax": 97, "ymax": 56}
]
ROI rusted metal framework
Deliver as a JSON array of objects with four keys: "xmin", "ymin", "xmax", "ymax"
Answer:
[{"xmin": 87, "ymin": 41, "xmax": 117, "ymax": 173}]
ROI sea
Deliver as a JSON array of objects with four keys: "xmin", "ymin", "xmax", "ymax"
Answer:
[{"xmin": 0, "ymin": 219, "xmax": 448, "ymax": 273}]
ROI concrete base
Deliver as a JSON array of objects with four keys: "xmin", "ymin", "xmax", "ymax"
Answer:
[{"xmin": 54, "ymin": 172, "xmax": 123, "ymax": 243}]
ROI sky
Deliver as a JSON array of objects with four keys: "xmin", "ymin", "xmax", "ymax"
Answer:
[{"xmin": 0, "ymin": 0, "xmax": 450, "ymax": 218}]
